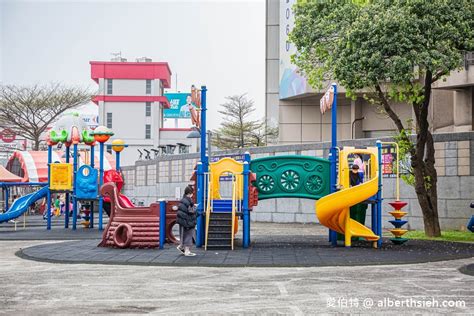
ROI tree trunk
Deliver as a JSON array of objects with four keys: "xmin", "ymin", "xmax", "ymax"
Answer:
[
  {"xmin": 410, "ymin": 72, "xmax": 441, "ymax": 237},
  {"xmin": 33, "ymin": 137, "xmax": 40, "ymax": 151},
  {"xmin": 410, "ymin": 131, "xmax": 441, "ymax": 237}
]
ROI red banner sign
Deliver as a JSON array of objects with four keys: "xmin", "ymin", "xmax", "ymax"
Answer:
[{"xmin": 0, "ymin": 129, "xmax": 16, "ymax": 143}]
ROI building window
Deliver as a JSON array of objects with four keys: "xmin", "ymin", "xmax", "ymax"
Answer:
[
  {"xmin": 146, "ymin": 79, "xmax": 152, "ymax": 94},
  {"xmin": 145, "ymin": 102, "xmax": 151, "ymax": 117},
  {"xmin": 106, "ymin": 145, "xmax": 112, "ymax": 154},
  {"xmin": 106, "ymin": 112, "xmax": 112, "ymax": 128},
  {"xmin": 106, "ymin": 79, "xmax": 113, "ymax": 94},
  {"xmin": 145, "ymin": 124, "xmax": 151, "ymax": 139}
]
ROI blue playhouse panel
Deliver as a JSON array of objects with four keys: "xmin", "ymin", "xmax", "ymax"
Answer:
[{"xmin": 75, "ymin": 165, "xmax": 99, "ymax": 199}]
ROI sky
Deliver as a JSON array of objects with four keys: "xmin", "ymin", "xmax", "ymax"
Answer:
[{"xmin": 0, "ymin": 0, "xmax": 265, "ymax": 129}]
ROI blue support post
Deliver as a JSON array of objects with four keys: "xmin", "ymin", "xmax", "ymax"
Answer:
[
  {"xmin": 90, "ymin": 145, "xmax": 95, "ymax": 228},
  {"xmin": 195, "ymin": 162, "xmax": 204, "ymax": 247},
  {"xmin": 4, "ymin": 186, "xmax": 9, "ymax": 212},
  {"xmin": 376, "ymin": 140, "xmax": 383, "ymax": 248},
  {"xmin": 200, "ymin": 86, "xmax": 208, "ymax": 170},
  {"xmin": 196, "ymin": 85, "xmax": 208, "ymax": 248},
  {"xmin": 329, "ymin": 83, "xmax": 338, "ymax": 246},
  {"xmin": 47, "ymin": 145, "xmax": 52, "ymax": 230},
  {"xmin": 159, "ymin": 200, "xmax": 166, "ymax": 249},
  {"xmin": 98, "ymin": 142, "xmax": 105, "ymax": 230},
  {"xmin": 371, "ymin": 203, "xmax": 376, "ymax": 235},
  {"xmin": 115, "ymin": 151, "xmax": 120, "ymax": 171},
  {"xmin": 72, "ymin": 144, "xmax": 78, "ymax": 230},
  {"xmin": 64, "ymin": 146, "xmax": 70, "ymax": 228},
  {"xmin": 242, "ymin": 152, "xmax": 250, "ymax": 248}
]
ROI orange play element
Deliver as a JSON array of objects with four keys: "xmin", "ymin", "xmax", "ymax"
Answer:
[
  {"xmin": 111, "ymin": 139, "xmax": 126, "ymax": 153},
  {"xmin": 390, "ymin": 228, "xmax": 408, "ymax": 237},
  {"xmin": 389, "ymin": 210, "xmax": 408, "ymax": 219},
  {"xmin": 92, "ymin": 126, "xmax": 114, "ymax": 143},
  {"xmin": 234, "ymin": 216, "xmax": 239, "ymax": 235}
]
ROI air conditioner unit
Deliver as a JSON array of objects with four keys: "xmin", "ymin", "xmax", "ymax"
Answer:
[
  {"xmin": 136, "ymin": 57, "xmax": 153, "ymax": 62},
  {"xmin": 111, "ymin": 57, "xmax": 127, "ymax": 62}
]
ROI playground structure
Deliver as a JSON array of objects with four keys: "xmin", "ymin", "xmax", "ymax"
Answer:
[
  {"xmin": 315, "ymin": 146, "xmax": 381, "ymax": 247},
  {"xmin": 1, "ymin": 113, "xmax": 137, "ymax": 231},
  {"xmin": 0, "ymin": 85, "xmax": 410, "ymax": 251},
  {"xmin": 0, "ymin": 112, "xmax": 180, "ymax": 249},
  {"xmin": 99, "ymin": 182, "xmax": 178, "ymax": 248},
  {"xmin": 192, "ymin": 84, "xmax": 408, "ymax": 250},
  {"xmin": 44, "ymin": 113, "xmax": 113, "ymax": 230}
]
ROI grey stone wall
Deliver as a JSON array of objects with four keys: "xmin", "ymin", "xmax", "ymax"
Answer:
[{"xmin": 122, "ymin": 132, "xmax": 474, "ymax": 231}]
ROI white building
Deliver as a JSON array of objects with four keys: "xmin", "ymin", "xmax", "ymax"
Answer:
[{"xmin": 90, "ymin": 57, "xmax": 195, "ymax": 166}]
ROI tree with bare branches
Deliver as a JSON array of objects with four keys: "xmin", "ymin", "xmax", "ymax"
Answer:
[
  {"xmin": 0, "ymin": 83, "xmax": 93, "ymax": 150},
  {"xmin": 212, "ymin": 94, "xmax": 278, "ymax": 149}
]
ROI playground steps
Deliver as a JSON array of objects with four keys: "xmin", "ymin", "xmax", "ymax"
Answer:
[
  {"xmin": 206, "ymin": 212, "xmax": 233, "ymax": 250},
  {"xmin": 211, "ymin": 199, "xmax": 234, "ymax": 212}
]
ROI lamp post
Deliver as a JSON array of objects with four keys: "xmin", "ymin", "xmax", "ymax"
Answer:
[{"xmin": 186, "ymin": 85, "xmax": 207, "ymax": 247}]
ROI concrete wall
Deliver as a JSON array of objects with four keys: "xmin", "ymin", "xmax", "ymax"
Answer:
[
  {"xmin": 121, "ymin": 131, "xmax": 474, "ymax": 231},
  {"xmin": 99, "ymin": 100, "xmax": 161, "ymax": 166},
  {"xmin": 265, "ymin": 0, "xmax": 280, "ymax": 129},
  {"xmin": 100, "ymin": 79, "xmax": 157, "ymax": 96}
]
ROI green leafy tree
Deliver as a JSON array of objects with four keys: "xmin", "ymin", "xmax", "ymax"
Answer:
[
  {"xmin": 290, "ymin": 0, "xmax": 474, "ymax": 237},
  {"xmin": 212, "ymin": 94, "xmax": 278, "ymax": 149}
]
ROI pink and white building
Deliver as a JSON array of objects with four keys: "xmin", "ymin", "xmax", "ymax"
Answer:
[{"xmin": 90, "ymin": 57, "xmax": 195, "ymax": 166}]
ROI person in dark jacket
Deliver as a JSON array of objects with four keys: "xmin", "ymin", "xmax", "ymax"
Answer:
[
  {"xmin": 349, "ymin": 164, "xmax": 362, "ymax": 187},
  {"xmin": 176, "ymin": 186, "xmax": 197, "ymax": 256}
]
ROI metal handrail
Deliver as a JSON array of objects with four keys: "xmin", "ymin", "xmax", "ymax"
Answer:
[
  {"xmin": 366, "ymin": 158, "xmax": 372, "ymax": 181},
  {"xmin": 231, "ymin": 174, "xmax": 237, "ymax": 250}
]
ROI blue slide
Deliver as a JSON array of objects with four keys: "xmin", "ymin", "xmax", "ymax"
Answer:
[{"xmin": 0, "ymin": 186, "xmax": 49, "ymax": 224}]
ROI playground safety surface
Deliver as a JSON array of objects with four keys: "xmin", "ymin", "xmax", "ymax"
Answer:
[{"xmin": 17, "ymin": 234, "xmax": 474, "ymax": 267}]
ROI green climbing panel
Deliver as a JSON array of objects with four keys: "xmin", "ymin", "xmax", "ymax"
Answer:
[{"xmin": 250, "ymin": 155, "xmax": 330, "ymax": 200}]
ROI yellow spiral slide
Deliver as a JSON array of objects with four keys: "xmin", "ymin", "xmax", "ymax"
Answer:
[{"xmin": 315, "ymin": 147, "xmax": 380, "ymax": 247}]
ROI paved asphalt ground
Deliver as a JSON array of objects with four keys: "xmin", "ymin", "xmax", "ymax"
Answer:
[{"xmin": 0, "ymin": 219, "xmax": 472, "ymax": 314}]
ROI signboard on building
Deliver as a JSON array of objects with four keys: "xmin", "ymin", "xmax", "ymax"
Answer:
[
  {"xmin": 381, "ymin": 145, "xmax": 410, "ymax": 178},
  {"xmin": 0, "ymin": 129, "xmax": 16, "ymax": 143},
  {"xmin": 279, "ymin": 0, "xmax": 310, "ymax": 99},
  {"xmin": 81, "ymin": 114, "xmax": 99, "ymax": 129},
  {"xmin": 164, "ymin": 93, "xmax": 197, "ymax": 119}
]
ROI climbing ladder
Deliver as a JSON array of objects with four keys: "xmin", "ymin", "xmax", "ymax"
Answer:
[{"xmin": 205, "ymin": 174, "xmax": 239, "ymax": 250}]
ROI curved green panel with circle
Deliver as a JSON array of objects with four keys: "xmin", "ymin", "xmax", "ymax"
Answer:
[{"xmin": 250, "ymin": 155, "xmax": 330, "ymax": 200}]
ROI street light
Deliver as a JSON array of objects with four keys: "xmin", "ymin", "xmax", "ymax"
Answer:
[
  {"xmin": 186, "ymin": 126, "xmax": 201, "ymax": 139},
  {"xmin": 186, "ymin": 128, "xmax": 212, "ymax": 161}
]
